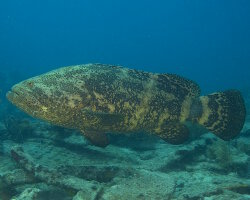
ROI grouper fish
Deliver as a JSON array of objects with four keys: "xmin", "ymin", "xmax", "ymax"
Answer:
[{"xmin": 6, "ymin": 64, "xmax": 246, "ymax": 147}]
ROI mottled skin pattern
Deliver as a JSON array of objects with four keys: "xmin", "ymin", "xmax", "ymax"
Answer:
[{"xmin": 7, "ymin": 64, "xmax": 246, "ymax": 146}]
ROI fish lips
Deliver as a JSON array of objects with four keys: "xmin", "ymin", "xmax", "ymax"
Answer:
[
  {"xmin": 6, "ymin": 86, "xmax": 23, "ymax": 104},
  {"xmin": 6, "ymin": 90, "xmax": 16, "ymax": 103}
]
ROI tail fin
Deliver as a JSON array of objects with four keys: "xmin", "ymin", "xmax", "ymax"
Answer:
[{"xmin": 190, "ymin": 90, "xmax": 246, "ymax": 140}]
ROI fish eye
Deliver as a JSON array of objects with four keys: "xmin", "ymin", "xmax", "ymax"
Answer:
[{"xmin": 27, "ymin": 81, "xmax": 34, "ymax": 88}]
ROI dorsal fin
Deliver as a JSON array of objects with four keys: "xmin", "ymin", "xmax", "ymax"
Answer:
[{"xmin": 155, "ymin": 73, "xmax": 200, "ymax": 98}]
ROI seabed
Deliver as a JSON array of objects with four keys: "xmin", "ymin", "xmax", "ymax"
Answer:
[{"xmin": 0, "ymin": 103, "xmax": 249, "ymax": 200}]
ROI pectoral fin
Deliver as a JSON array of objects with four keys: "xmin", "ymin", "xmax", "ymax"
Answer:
[
  {"xmin": 81, "ymin": 108, "xmax": 124, "ymax": 131},
  {"xmin": 81, "ymin": 130, "xmax": 109, "ymax": 148},
  {"xmin": 79, "ymin": 109, "xmax": 124, "ymax": 147},
  {"xmin": 155, "ymin": 122, "xmax": 189, "ymax": 144}
]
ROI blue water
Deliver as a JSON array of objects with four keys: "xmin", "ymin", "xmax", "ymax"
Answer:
[{"xmin": 0, "ymin": 0, "xmax": 250, "ymax": 94}]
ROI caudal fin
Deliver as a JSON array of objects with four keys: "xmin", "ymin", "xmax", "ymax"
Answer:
[{"xmin": 191, "ymin": 90, "xmax": 246, "ymax": 140}]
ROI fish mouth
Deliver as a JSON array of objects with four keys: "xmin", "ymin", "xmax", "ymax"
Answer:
[
  {"xmin": 6, "ymin": 86, "xmax": 22, "ymax": 103},
  {"xmin": 6, "ymin": 91, "xmax": 16, "ymax": 103},
  {"xmin": 9, "ymin": 90, "xmax": 20, "ymax": 96}
]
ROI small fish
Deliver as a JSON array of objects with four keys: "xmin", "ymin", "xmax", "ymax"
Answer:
[{"xmin": 6, "ymin": 64, "xmax": 246, "ymax": 147}]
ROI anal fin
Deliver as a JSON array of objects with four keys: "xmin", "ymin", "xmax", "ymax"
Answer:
[{"xmin": 155, "ymin": 122, "xmax": 189, "ymax": 144}]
